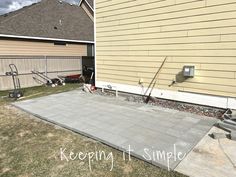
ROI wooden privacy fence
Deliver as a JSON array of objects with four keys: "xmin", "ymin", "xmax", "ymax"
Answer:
[{"xmin": 0, "ymin": 55, "xmax": 82, "ymax": 90}]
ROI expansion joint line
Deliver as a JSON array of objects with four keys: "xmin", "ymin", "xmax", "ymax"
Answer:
[{"xmin": 218, "ymin": 139, "xmax": 236, "ymax": 168}]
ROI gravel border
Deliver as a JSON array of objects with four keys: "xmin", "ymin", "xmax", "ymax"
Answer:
[{"xmin": 94, "ymin": 89, "xmax": 226, "ymax": 119}]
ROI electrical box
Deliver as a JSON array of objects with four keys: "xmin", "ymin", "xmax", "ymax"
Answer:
[{"xmin": 183, "ymin": 66, "xmax": 195, "ymax": 77}]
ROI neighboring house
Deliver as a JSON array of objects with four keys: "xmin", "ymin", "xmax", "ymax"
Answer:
[
  {"xmin": 95, "ymin": 0, "xmax": 236, "ymax": 109},
  {"xmin": 0, "ymin": 0, "xmax": 94, "ymax": 90}
]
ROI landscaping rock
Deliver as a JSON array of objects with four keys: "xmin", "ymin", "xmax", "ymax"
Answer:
[{"xmin": 94, "ymin": 89, "xmax": 225, "ymax": 119}]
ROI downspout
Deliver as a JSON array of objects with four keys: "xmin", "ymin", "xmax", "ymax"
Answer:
[{"xmin": 44, "ymin": 55, "xmax": 48, "ymax": 77}]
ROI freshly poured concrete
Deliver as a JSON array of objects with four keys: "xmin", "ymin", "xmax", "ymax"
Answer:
[{"xmin": 14, "ymin": 91, "xmax": 217, "ymax": 170}]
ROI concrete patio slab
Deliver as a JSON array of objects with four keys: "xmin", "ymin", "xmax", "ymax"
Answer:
[
  {"xmin": 13, "ymin": 91, "xmax": 217, "ymax": 170},
  {"xmin": 176, "ymin": 126, "xmax": 236, "ymax": 177}
]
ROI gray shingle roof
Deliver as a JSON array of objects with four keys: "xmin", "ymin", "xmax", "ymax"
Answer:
[{"xmin": 0, "ymin": 0, "xmax": 94, "ymax": 42}]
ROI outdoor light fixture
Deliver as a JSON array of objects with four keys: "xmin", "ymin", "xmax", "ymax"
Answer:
[{"xmin": 183, "ymin": 66, "xmax": 195, "ymax": 77}]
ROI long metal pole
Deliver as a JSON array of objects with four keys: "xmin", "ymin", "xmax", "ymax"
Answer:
[
  {"xmin": 145, "ymin": 57, "xmax": 167, "ymax": 103},
  {"xmin": 143, "ymin": 56, "xmax": 167, "ymax": 97}
]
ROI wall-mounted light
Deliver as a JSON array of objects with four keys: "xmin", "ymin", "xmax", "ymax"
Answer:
[{"xmin": 183, "ymin": 66, "xmax": 195, "ymax": 77}]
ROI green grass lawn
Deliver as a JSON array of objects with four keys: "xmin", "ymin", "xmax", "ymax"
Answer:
[
  {"xmin": 0, "ymin": 84, "xmax": 187, "ymax": 177},
  {"xmin": 0, "ymin": 83, "xmax": 82, "ymax": 104}
]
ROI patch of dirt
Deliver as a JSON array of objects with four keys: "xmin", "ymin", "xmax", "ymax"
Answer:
[
  {"xmin": 18, "ymin": 130, "xmax": 31, "ymax": 137},
  {"xmin": 123, "ymin": 164, "xmax": 133, "ymax": 174},
  {"xmin": 0, "ymin": 135, "xmax": 9, "ymax": 141},
  {"xmin": 1, "ymin": 168, "xmax": 10, "ymax": 173},
  {"xmin": 18, "ymin": 174, "xmax": 31, "ymax": 177},
  {"xmin": 193, "ymin": 148, "xmax": 214, "ymax": 156},
  {"xmin": 46, "ymin": 133, "xmax": 55, "ymax": 138}
]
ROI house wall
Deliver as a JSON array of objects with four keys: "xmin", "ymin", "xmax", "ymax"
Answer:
[
  {"xmin": 0, "ymin": 39, "xmax": 87, "ymax": 90},
  {"xmin": 96, "ymin": 0, "xmax": 236, "ymax": 108},
  {"xmin": 0, "ymin": 38, "xmax": 87, "ymax": 56}
]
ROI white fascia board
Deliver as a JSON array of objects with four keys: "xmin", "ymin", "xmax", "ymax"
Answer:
[
  {"xmin": 85, "ymin": 0, "xmax": 94, "ymax": 12},
  {"xmin": 96, "ymin": 81, "xmax": 236, "ymax": 109},
  {"xmin": 0, "ymin": 34, "xmax": 94, "ymax": 44},
  {"xmin": 79, "ymin": 0, "xmax": 94, "ymax": 12}
]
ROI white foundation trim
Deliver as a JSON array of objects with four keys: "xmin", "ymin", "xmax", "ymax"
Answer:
[{"xmin": 96, "ymin": 81, "xmax": 236, "ymax": 109}]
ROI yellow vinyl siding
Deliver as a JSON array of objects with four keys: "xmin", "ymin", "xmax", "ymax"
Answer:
[
  {"xmin": 0, "ymin": 39, "xmax": 87, "ymax": 56},
  {"xmin": 96, "ymin": 0, "xmax": 236, "ymax": 97}
]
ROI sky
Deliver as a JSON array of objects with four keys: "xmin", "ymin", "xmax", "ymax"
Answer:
[{"xmin": 0, "ymin": 0, "xmax": 80, "ymax": 15}]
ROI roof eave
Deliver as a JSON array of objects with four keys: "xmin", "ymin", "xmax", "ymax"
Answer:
[
  {"xmin": 0, "ymin": 34, "xmax": 94, "ymax": 44},
  {"xmin": 79, "ymin": 0, "xmax": 94, "ymax": 12},
  {"xmin": 85, "ymin": 0, "xmax": 94, "ymax": 12}
]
